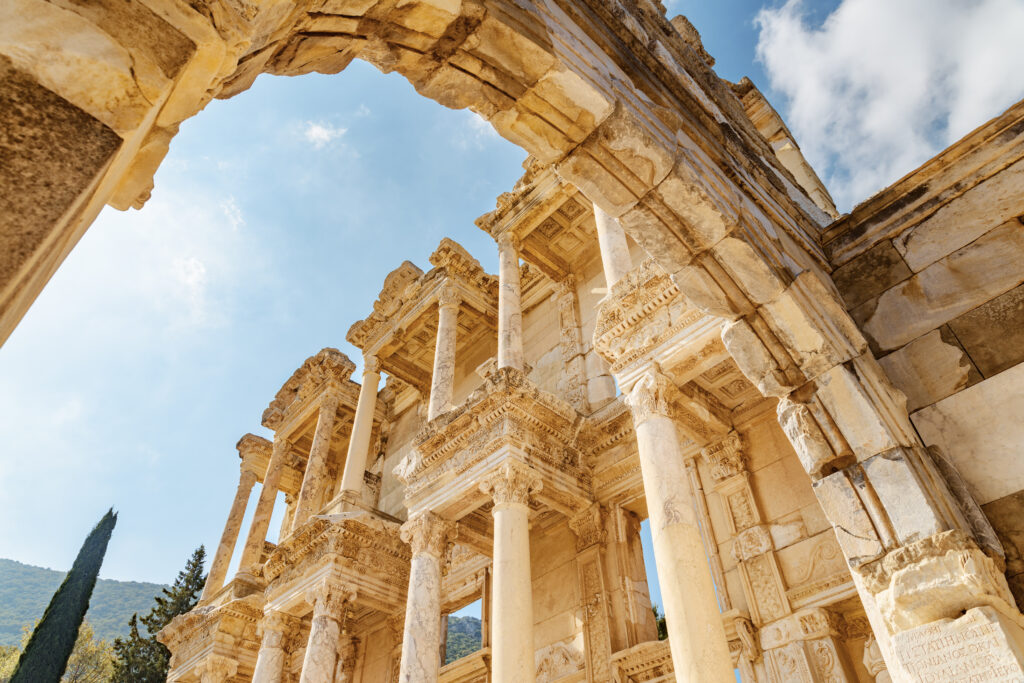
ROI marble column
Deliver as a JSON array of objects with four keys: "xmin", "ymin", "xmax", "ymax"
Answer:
[
  {"xmin": 252, "ymin": 610, "xmax": 290, "ymax": 683},
  {"xmin": 398, "ymin": 511, "xmax": 455, "ymax": 682},
  {"xmin": 593, "ymin": 204, "xmax": 632, "ymax": 287},
  {"xmin": 428, "ymin": 287, "xmax": 460, "ymax": 420},
  {"xmin": 299, "ymin": 581, "xmax": 356, "ymax": 683},
  {"xmin": 480, "ymin": 460, "xmax": 541, "ymax": 683},
  {"xmin": 238, "ymin": 435, "xmax": 290, "ymax": 573},
  {"xmin": 340, "ymin": 355, "xmax": 381, "ymax": 501},
  {"xmin": 624, "ymin": 368, "xmax": 735, "ymax": 683},
  {"xmin": 201, "ymin": 467, "xmax": 257, "ymax": 602},
  {"xmin": 195, "ymin": 655, "xmax": 238, "ymax": 683},
  {"xmin": 496, "ymin": 232, "xmax": 524, "ymax": 371},
  {"xmin": 292, "ymin": 393, "xmax": 340, "ymax": 532}
]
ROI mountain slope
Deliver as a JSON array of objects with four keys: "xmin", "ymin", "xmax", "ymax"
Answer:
[
  {"xmin": 445, "ymin": 616, "xmax": 482, "ymax": 664},
  {"xmin": 0, "ymin": 558, "xmax": 165, "ymax": 646}
]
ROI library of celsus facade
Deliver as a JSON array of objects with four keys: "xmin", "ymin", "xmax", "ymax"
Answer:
[{"xmin": 4, "ymin": 0, "xmax": 1024, "ymax": 680}]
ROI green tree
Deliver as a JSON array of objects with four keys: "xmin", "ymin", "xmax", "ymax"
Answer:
[
  {"xmin": 111, "ymin": 546, "xmax": 206, "ymax": 683},
  {"xmin": 652, "ymin": 605, "xmax": 667, "ymax": 641},
  {"xmin": 0, "ymin": 621, "xmax": 113, "ymax": 683},
  {"xmin": 11, "ymin": 509, "xmax": 117, "ymax": 683}
]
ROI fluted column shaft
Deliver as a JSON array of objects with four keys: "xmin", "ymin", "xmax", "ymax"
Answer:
[
  {"xmin": 625, "ymin": 369, "xmax": 734, "ymax": 683},
  {"xmin": 398, "ymin": 512, "xmax": 455, "ymax": 682},
  {"xmin": 299, "ymin": 582, "xmax": 355, "ymax": 683},
  {"xmin": 201, "ymin": 468, "xmax": 257, "ymax": 602},
  {"xmin": 480, "ymin": 461, "xmax": 541, "ymax": 683},
  {"xmin": 238, "ymin": 436, "xmax": 289, "ymax": 572},
  {"xmin": 292, "ymin": 394, "xmax": 340, "ymax": 532},
  {"xmin": 340, "ymin": 356, "xmax": 381, "ymax": 500},
  {"xmin": 428, "ymin": 288, "xmax": 460, "ymax": 420},
  {"xmin": 496, "ymin": 232, "xmax": 524, "ymax": 371},
  {"xmin": 593, "ymin": 204, "xmax": 632, "ymax": 287},
  {"xmin": 252, "ymin": 611, "xmax": 289, "ymax": 683}
]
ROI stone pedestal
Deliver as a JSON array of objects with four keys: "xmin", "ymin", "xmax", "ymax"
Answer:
[
  {"xmin": 340, "ymin": 356, "xmax": 381, "ymax": 499},
  {"xmin": 299, "ymin": 582, "xmax": 356, "ymax": 683},
  {"xmin": 252, "ymin": 611, "xmax": 289, "ymax": 683},
  {"xmin": 480, "ymin": 460, "xmax": 541, "ymax": 683},
  {"xmin": 202, "ymin": 468, "xmax": 257, "ymax": 602},
  {"xmin": 292, "ymin": 394, "xmax": 339, "ymax": 532},
  {"xmin": 238, "ymin": 436, "xmax": 290, "ymax": 572},
  {"xmin": 625, "ymin": 369, "xmax": 735, "ymax": 683},
  {"xmin": 428, "ymin": 288, "xmax": 460, "ymax": 421},
  {"xmin": 497, "ymin": 232, "xmax": 524, "ymax": 371},
  {"xmin": 398, "ymin": 511, "xmax": 455, "ymax": 682},
  {"xmin": 593, "ymin": 204, "xmax": 631, "ymax": 287}
]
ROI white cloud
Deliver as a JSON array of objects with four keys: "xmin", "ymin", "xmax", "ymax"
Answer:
[
  {"xmin": 221, "ymin": 195, "xmax": 245, "ymax": 231},
  {"xmin": 303, "ymin": 120, "xmax": 348, "ymax": 149},
  {"xmin": 453, "ymin": 110, "xmax": 501, "ymax": 150},
  {"xmin": 756, "ymin": 0, "xmax": 1024, "ymax": 211}
]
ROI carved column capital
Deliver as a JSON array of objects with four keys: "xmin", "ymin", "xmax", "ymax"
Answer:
[
  {"xmin": 259, "ymin": 609, "xmax": 293, "ymax": 649},
  {"xmin": 701, "ymin": 431, "xmax": 746, "ymax": 483},
  {"xmin": 568, "ymin": 504, "xmax": 607, "ymax": 552},
  {"xmin": 624, "ymin": 367, "xmax": 678, "ymax": 425},
  {"xmin": 318, "ymin": 391, "xmax": 341, "ymax": 415},
  {"xmin": 195, "ymin": 654, "xmax": 238, "ymax": 682},
  {"xmin": 363, "ymin": 354, "xmax": 382, "ymax": 375},
  {"xmin": 306, "ymin": 580, "xmax": 357, "ymax": 620},
  {"xmin": 479, "ymin": 460, "xmax": 542, "ymax": 507},
  {"xmin": 496, "ymin": 229, "xmax": 520, "ymax": 252},
  {"xmin": 437, "ymin": 284, "xmax": 461, "ymax": 310},
  {"xmin": 400, "ymin": 511, "xmax": 456, "ymax": 557}
]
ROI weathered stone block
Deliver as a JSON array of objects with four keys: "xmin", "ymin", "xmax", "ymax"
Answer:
[
  {"xmin": 831, "ymin": 239, "xmax": 911, "ymax": 309},
  {"xmin": 948, "ymin": 283, "xmax": 1024, "ymax": 378},
  {"xmin": 863, "ymin": 219, "xmax": 1024, "ymax": 351},
  {"xmin": 814, "ymin": 364, "xmax": 903, "ymax": 461},
  {"xmin": 895, "ymin": 157, "xmax": 1024, "ymax": 271},
  {"xmin": 862, "ymin": 449, "xmax": 944, "ymax": 545},
  {"xmin": 911, "ymin": 361, "xmax": 1024, "ymax": 505},
  {"xmin": 812, "ymin": 470, "xmax": 884, "ymax": 565},
  {"xmin": 877, "ymin": 327, "xmax": 978, "ymax": 412},
  {"xmin": 720, "ymin": 318, "xmax": 793, "ymax": 398},
  {"xmin": 981, "ymin": 490, "xmax": 1024, "ymax": 609}
]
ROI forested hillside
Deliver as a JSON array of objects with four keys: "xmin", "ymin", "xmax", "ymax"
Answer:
[
  {"xmin": 445, "ymin": 616, "xmax": 482, "ymax": 664},
  {"xmin": 0, "ymin": 559, "xmax": 165, "ymax": 645}
]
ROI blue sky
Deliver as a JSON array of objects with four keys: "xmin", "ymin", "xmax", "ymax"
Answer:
[{"xmin": 2, "ymin": 0, "xmax": 1023, "ymax": 620}]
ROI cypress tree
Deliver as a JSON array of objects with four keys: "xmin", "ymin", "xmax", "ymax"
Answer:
[
  {"xmin": 111, "ymin": 546, "xmax": 206, "ymax": 683},
  {"xmin": 11, "ymin": 509, "xmax": 117, "ymax": 683}
]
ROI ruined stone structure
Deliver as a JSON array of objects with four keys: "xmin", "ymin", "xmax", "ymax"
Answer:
[{"xmin": 3, "ymin": 0, "xmax": 1024, "ymax": 681}]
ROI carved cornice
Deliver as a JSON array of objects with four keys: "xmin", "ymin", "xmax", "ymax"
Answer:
[
  {"xmin": 759, "ymin": 607, "xmax": 843, "ymax": 650},
  {"xmin": 262, "ymin": 515, "xmax": 410, "ymax": 591},
  {"xmin": 610, "ymin": 639, "xmax": 674, "ymax": 681},
  {"xmin": 396, "ymin": 368, "xmax": 590, "ymax": 500},
  {"xmin": 400, "ymin": 511, "xmax": 456, "ymax": 557},
  {"xmin": 568, "ymin": 504, "xmax": 607, "ymax": 552},
  {"xmin": 479, "ymin": 460, "xmax": 542, "ymax": 506},
  {"xmin": 262, "ymin": 348, "xmax": 357, "ymax": 429},
  {"xmin": 158, "ymin": 596, "xmax": 262, "ymax": 672}
]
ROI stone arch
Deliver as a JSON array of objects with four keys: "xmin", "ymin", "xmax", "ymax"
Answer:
[{"xmin": 2, "ymin": 0, "xmax": 1020, "ymax": 679}]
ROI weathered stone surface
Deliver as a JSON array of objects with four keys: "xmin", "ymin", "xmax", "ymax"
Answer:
[
  {"xmin": 831, "ymin": 239, "xmax": 912, "ymax": 309},
  {"xmin": 912, "ymin": 361, "xmax": 1024, "ymax": 505},
  {"xmin": 983, "ymin": 490, "xmax": 1024, "ymax": 609},
  {"xmin": 948, "ymin": 282, "xmax": 1024, "ymax": 378},
  {"xmin": 863, "ymin": 219, "xmax": 1024, "ymax": 351},
  {"xmin": 862, "ymin": 449, "xmax": 944, "ymax": 545},
  {"xmin": 894, "ymin": 157, "xmax": 1024, "ymax": 272},
  {"xmin": 877, "ymin": 327, "xmax": 978, "ymax": 412},
  {"xmin": 812, "ymin": 471, "xmax": 884, "ymax": 564},
  {"xmin": 891, "ymin": 606, "xmax": 1024, "ymax": 681}
]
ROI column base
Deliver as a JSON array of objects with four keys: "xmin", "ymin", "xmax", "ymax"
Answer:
[{"xmin": 890, "ymin": 606, "xmax": 1024, "ymax": 681}]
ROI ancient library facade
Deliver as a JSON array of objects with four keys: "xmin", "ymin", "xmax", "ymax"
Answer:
[{"xmin": 3, "ymin": 0, "xmax": 1024, "ymax": 681}]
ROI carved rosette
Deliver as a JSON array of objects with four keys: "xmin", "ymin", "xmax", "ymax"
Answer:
[
  {"xmin": 623, "ymin": 368, "xmax": 676, "ymax": 426},
  {"xmin": 400, "ymin": 511, "xmax": 456, "ymax": 558},
  {"xmin": 479, "ymin": 460, "xmax": 542, "ymax": 506}
]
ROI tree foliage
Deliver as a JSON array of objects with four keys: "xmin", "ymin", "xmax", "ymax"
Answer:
[
  {"xmin": 652, "ymin": 605, "xmax": 667, "ymax": 641},
  {"xmin": 10, "ymin": 509, "xmax": 117, "ymax": 683},
  {"xmin": 445, "ymin": 616, "xmax": 482, "ymax": 664},
  {"xmin": 111, "ymin": 546, "xmax": 206, "ymax": 683},
  {"xmin": 0, "ymin": 621, "xmax": 113, "ymax": 683}
]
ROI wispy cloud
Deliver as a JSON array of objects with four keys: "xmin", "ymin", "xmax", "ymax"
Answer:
[
  {"xmin": 452, "ymin": 110, "xmax": 500, "ymax": 150},
  {"xmin": 221, "ymin": 195, "xmax": 245, "ymax": 231},
  {"xmin": 756, "ymin": 0, "xmax": 1024, "ymax": 211},
  {"xmin": 303, "ymin": 120, "xmax": 348, "ymax": 149}
]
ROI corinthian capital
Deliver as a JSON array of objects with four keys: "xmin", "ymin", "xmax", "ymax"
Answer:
[
  {"xmin": 479, "ymin": 460, "xmax": 542, "ymax": 506},
  {"xmin": 438, "ymin": 285, "xmax": 461, "ymax": 309},
  {"xmin": 623, "ymin": 367, "xmax": 677, "ymax": 425},
  {"xmin": 400, "ymin": 511, "xmax": 456, "ymax": 557},
  {"xmin": 306, "ymin": 580, "xmax": 357, "ymax": 619}
]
